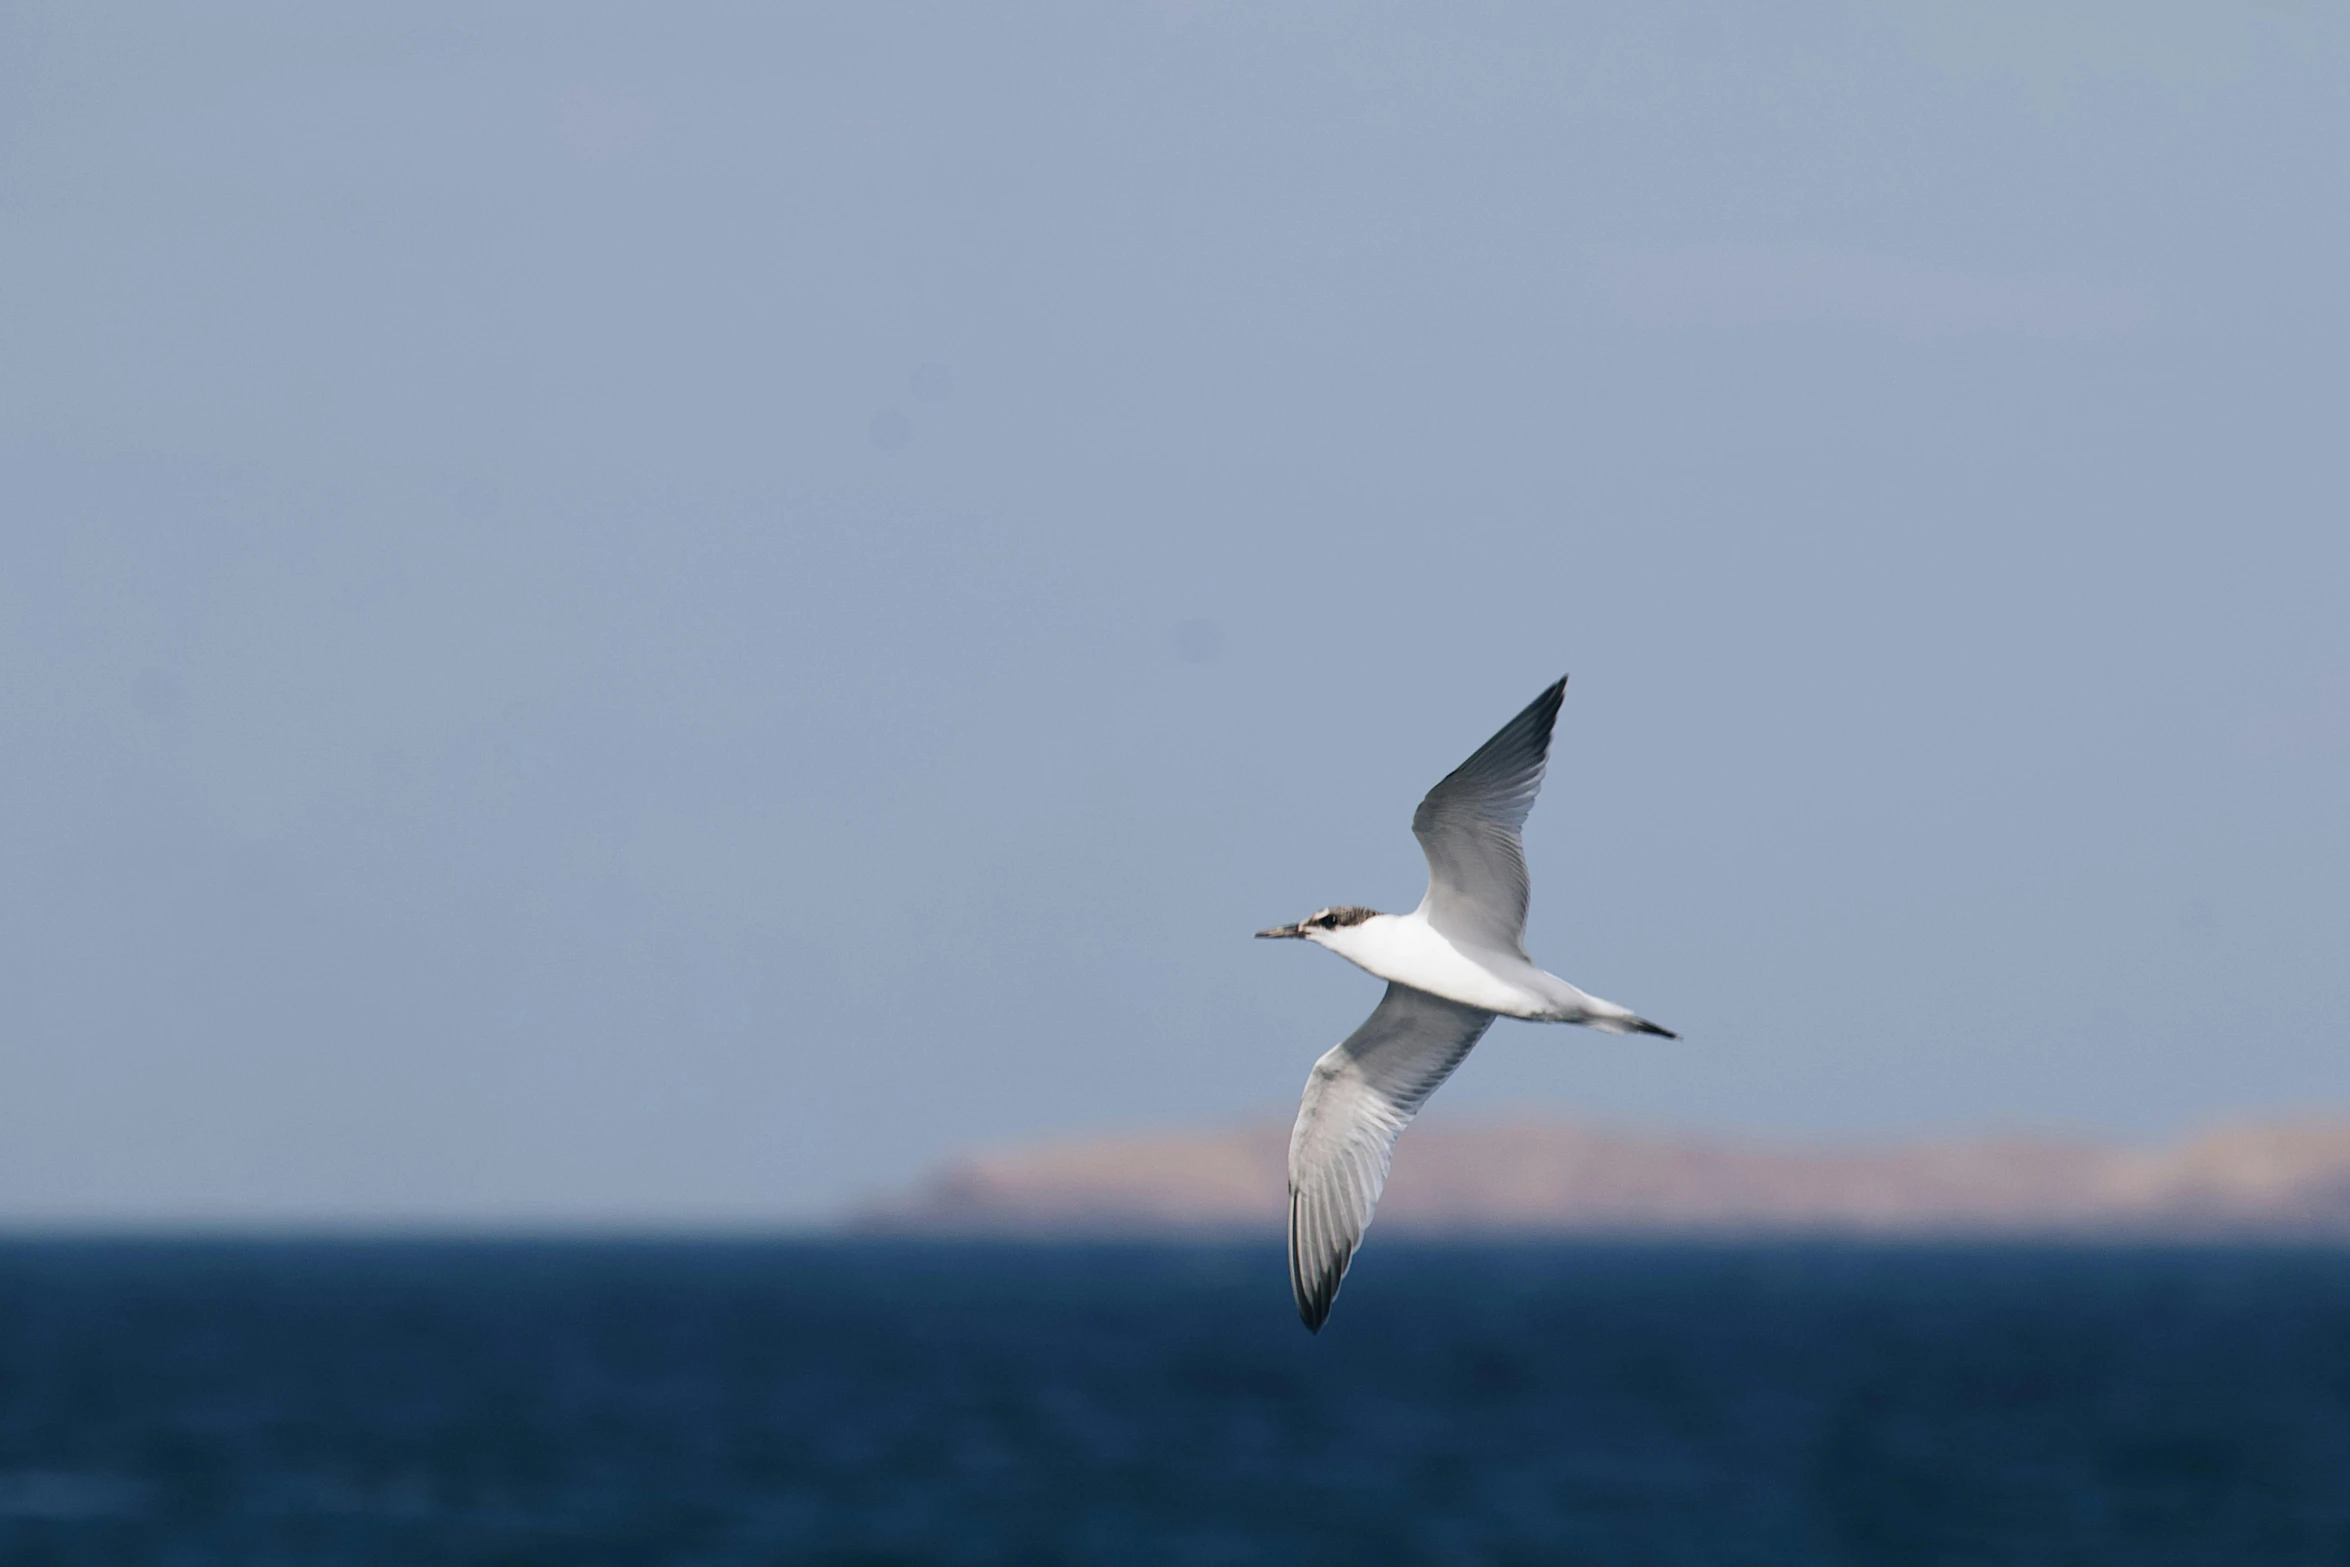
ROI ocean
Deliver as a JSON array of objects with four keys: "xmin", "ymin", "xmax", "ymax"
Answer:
[{"xmin": 1, "ymin": 1240, "xmax": 2346, "ymax": 1564}]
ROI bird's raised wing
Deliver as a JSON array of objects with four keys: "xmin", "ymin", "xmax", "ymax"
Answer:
[
  {"xmin": 1287, "ymin": 982, "xmax": 1497, "ymax": 1332},
  {"xmin": 1410, "ymin": 677, "xmax": 1566, "ymax": 955}
]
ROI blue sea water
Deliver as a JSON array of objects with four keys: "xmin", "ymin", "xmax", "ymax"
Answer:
[{"xmin": 1, "ymin": 1242, "xmax": 2348, "ymax": 1565}]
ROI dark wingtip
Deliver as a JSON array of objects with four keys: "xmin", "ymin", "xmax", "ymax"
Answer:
[
  {"xmin": 1297, "ymin": 1285, "xmax": 1332, "ymax": 1333},
  {"xmin": 1632, "ymin": 1018, "xmax": 1679, "ymax": 1039}
]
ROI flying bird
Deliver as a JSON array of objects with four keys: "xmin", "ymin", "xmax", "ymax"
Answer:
[{"xmin": 1258, "ymin": 677, "xmax": 1675, "ymax": 1332}]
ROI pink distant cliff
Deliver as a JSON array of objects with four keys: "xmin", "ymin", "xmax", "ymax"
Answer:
[{"xmin": 861, "ymin": 1118, "xmax": 2350, "ymax": 1238}]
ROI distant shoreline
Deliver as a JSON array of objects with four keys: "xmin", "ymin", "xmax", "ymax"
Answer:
[{"xmin": 857, "ymin": 1116, "xmax": 2350, "ymax": 1243}]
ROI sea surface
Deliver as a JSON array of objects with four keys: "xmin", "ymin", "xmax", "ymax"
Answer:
[{"xmin": 1, "ymin": 1241, "xmax": 2347, "ymax": 1565}]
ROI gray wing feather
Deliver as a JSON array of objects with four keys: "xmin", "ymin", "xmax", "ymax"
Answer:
[
  {"xmin": 1286, "ymin": 983, "xmax": 1497, "ymax": 1332},
  {"xmin": 1410, "ymin": 677, "xmax": 1566, "ymax": 954}
]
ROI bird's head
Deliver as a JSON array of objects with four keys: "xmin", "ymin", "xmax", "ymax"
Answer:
[{"xmin": 1256, "ymin": 906, "xmax": 1381, "ymax": 945}]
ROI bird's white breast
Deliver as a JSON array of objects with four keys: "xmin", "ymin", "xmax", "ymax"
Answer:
[{"xmin": 1311, "ymin": 914, "xmax": 1568, "ymax": 1020}]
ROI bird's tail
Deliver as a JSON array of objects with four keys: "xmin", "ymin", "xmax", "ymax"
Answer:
[{"xmin": 1581, "ymin": 999, "xmax": 1679, "ymax": 1039}]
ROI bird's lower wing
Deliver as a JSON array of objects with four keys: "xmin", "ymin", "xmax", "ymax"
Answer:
[{"xmin": 1287, "ymin": 983, "xmax": 1497, "ymax": 1332}]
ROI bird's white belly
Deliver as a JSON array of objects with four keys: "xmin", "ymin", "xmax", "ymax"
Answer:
[{"xmin": 1328, "ymin": 917, "xmax": 1560, "ymax": 1019}]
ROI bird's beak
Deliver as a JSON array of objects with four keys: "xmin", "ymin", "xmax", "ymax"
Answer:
[{"xmin": 1255, "ymin": 923, "xmax": 1305, "ymax": 939}]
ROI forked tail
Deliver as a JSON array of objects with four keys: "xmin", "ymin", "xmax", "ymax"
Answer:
[{"xmin": 1579, "ymin": 997, "xmax": 1679, "ymax": 1039}]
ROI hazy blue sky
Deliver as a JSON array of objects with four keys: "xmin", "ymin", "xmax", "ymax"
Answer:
[{"xmin": 4, "ymin": 2, "xmax": 2346, "ymax": 1224}]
